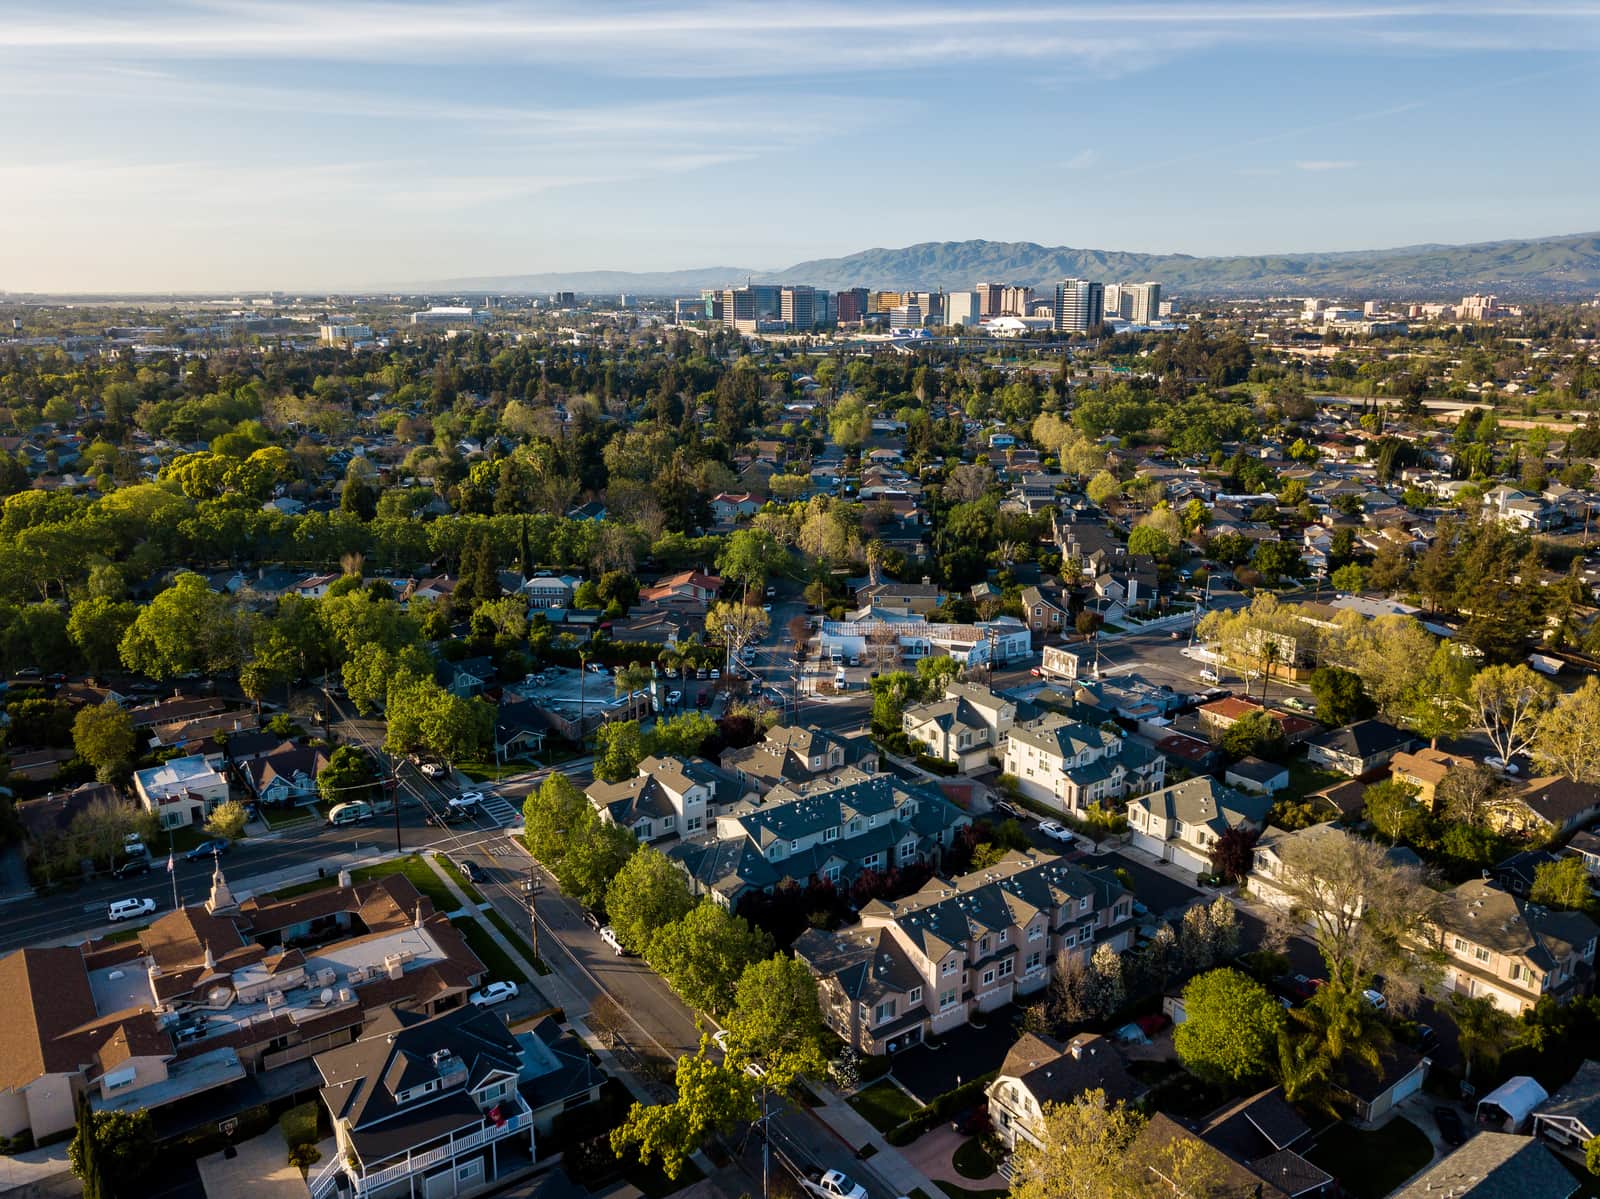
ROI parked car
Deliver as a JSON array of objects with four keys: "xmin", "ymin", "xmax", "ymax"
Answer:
[
  {"xmin": 1199, "ymin": 668, "xmax": 1220, "ymax": 683},
  {"xmin": 805, "ymin": 1170, "xmax": 868, "ymax": 1199},
  {"xmin": 580, "ymin": 907, "xmax": 603, "ymax": 931},
  {"xmin": 420, "ymin": 761, "xmax": 445, "ymax": 778},
  {"xmin": 1361, "ymin": 988, "xmax": 1388, "ymax": 1012},
  {"xmin": 123, "ymin": 832, "xmax": 148, "ymax": 858},
  {"xmin": 599, "ymin": 926, "xmax": 629, "ymax": 956},
  {"xmin": 113, "ymin": 857, "xmax": 151, "ymax": 879},
  {"xmin": 666, "ymin": 690, "xmax": 682, "ymax": 706},
  {"xmin": 448, "ymin": 792, "xmax": 484, "ymax": 815},
  {"xmin": 469, "ymin": 981, "xmax": 519, "ymax": 1008},
  {"xmin": 1038, "ymin": 820, "xmax": 1075, "ymax": 845},
  {"xmin": 108, "ymin": 897, "xmax": 157, "ymax": 923},
  {"xmin": 992, "ymin": 800, "xmax": 1022, "ymax": 821},
  {"xmin": 1485, "ymin": 756, "xmax": 1519, "ymax": 775},
  {"xmin": 185, "ymin": 838, "xmax": 230, "ymax": 862},
  {"xmin": 765, "ymin": 585, "xmax": 776, "ymax": 599},
  {"xmin": 1433, "ymin": 1105, "xmax": 1467, "ymax": 1146},
  {"xmin": 709, "ymin": 669, "xmax": 720, "ymax": 680},
  {"xmin": 455, "ymin": 858, "xmax": 487, "ymax": 884}
]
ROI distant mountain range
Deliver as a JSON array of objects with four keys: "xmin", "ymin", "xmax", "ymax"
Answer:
[{"xmin": 418, "ymin": 231, "xmax": 1600, "ymax": 299}]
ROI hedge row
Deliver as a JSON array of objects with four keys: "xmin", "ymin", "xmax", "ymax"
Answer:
[{"xmin": 884, "ymin": 1071, "xmax": 998, "ymax": 1146}]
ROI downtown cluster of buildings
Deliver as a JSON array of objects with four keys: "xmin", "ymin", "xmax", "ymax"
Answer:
[{"xmin": 675, "ymin": 277, "xmax": 1168, "ymax": 334}]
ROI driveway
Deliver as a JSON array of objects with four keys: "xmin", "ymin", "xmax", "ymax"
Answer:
[
  {"xmin": 195, "ymin": 1128, "xmax": 309, "ymax": 1199},
  {"xmin": 889, "ymin": 1011, "xmax": 1022, "ymax": 1104},
  {"xmin": 1093, "ymin": 850, "xmax": 1204, "ymax": 917}
]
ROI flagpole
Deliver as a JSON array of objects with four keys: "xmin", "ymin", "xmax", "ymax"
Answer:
[{"xmin": 167, "ymin": 824, "xmax": 179, "ymax": 910}]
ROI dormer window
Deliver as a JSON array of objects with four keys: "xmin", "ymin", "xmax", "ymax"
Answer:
[{"xmin": 824, "ymin": 826, "xmax": 839, "ymax": 842}]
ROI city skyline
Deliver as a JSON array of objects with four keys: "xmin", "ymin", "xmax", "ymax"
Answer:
[{"xmin": 3, "ymin": 1, "xmax": 1598, "ymax": 292}]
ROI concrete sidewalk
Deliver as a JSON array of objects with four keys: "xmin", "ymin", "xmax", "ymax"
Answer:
[
  {"xmin": 0, "ymin": 1142, "xmax": 72, "ymax": 1196},
  {"xmin": 807, "ymin": 1090, "xmax": 951, "ymax": 1199}
]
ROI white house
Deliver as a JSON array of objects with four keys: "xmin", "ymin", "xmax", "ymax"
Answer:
[
  {"xmin": 133, "ymin": 755, "xmax": 231, "ymax": 829},
  {"xmin": 1002, "ymin": 715, "xmax": 1165, "ymax": 815},
  {"xmin": 1127, "ymin": 777, "xmax": 1270, "ymax": 875}
]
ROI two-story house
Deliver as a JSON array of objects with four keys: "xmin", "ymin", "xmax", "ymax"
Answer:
[
  {"xmin": 1426, "ymin": 879, "xmax": 1600, "ymax": 1014},
  {"xmin": 1389, "ymin": 747, "xmax": 1475, "ymax": 810},
  {"xmin": 669, "ymin": 774, "xmax": 970, "ymax": 907},
  {"xmin": 1128, "ymin": 777, "xmax": 1271, "ymax": 876},
  {"xmin": 1002, "ymin": 714, "xmax": 1166, "ymax": 815},
  {"xmin": 852, "ymin": 577, "xmax": 945, "ymax": 616},
  {"xmin": 901, "ymin": 682, "xmax": 1018, "ymax": 771},
  {"xmin": 794, "ymin": 849, "xmax": 1133, "ymax": 1055},
  {"xmin": 586, "ymin": 755, "xmax": 752, "ymax": 843},
  {"xmin": 719, "ymin": 724, "xmax": 879, "ymax": 792},
  {"xmin": 987, "ymin": 1032, "xmax": 1144, "ymax": 1150},
  {"xmin": 520, "ymin": 574, "xmax": 581, "ymax": 610},
  {"xmin": 240, "ymin": 742, "xmax": 332, "ymax": 807},
  {"xmin": 311, "ymin": 1005, "xmax": 536, "ymax": 1199},
  {"xmin": 1018, "ymin": 585, "xmax": 1071, "ymax": 638}
]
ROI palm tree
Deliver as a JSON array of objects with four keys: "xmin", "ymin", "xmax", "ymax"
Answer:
[
  {"xmin": 1449, "ymin": 992, "xmax": 1519, "ymax": 1082},
  {"xmin": 1291, "ymin": 986, "xmax": 1390, "ymax": 1077},
  {"xmin": 616, "ymin": 664, "xmax": 653, "ymax": 721},
  {"xmin": 1274, "ymin": 1031, "xmax": 1334, "ymax": 1115}
]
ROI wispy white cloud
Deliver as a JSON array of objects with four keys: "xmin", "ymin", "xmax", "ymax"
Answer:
[
  {"xmin": 1295, "ymin": 159, "xmax": 1358, "ymax": 170},
  {"xmin": 1064, "ymin": 149, "xmax": 1100, "ymax": 170},
  {"xmin": 2, "ymin": 1, "xmax": 1593, "ymax": 76}
]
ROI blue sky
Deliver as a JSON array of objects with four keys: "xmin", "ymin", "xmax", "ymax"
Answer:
[{"xmin": 2, "ymin": 2, "xmax": 1597, "ymax": 292}]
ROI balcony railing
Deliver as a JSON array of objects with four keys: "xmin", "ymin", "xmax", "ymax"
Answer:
[{"xmin": 310, "ymin": 1103, "xmax": 532, "ymax": 1199}]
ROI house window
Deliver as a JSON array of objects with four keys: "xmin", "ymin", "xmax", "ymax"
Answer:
[
  {"xmin": 908, "ymin": 987, "xmax": 922, "ymax": 1004},
  {"xmin": 982, "ymin": 969, "xmax": 996, "ymax": 986},
  {"xmin": 1474, "ymin": 947, "xmax": 1492, "ymax": 964},
  {"xmin": 824, "ymin": 827, "xmax": 839, "ymax": 842},
  {"xmin": 980, "ymin": 937, "xmax": 990, "ymax": 955},
  {"xmin": 1079, "ymin": 897, "xmax": 1091, "ymax": 913},
  {"xmin": 1025, "ymin": 951, "xmax": 1043, "ymax": 971},
  {"xmin": 850, "ymin": 820, "xmax": 863, "ymax": 834},
  {"xmin": 999, "ymin": 929, "xmax": 1008, "ymax": 943},
  {"xmin": 662, "ymin": 815, "xmax": 676, "ymax": 830},
  {"xmin": 790, "ymin": 839, "xmax": 800, "ymax": 851},
  {"xmin": 875, "ymin": 1000, "xmax": 896, "ymax": 1023},
  {"xmin": 939, "ymin": 989, "xmax": 957, "ymax": 1010},
  {"xmin": 1453, "ymin": 937, "xmax": 1468, "ymax": 953},
  {"xmin": 686, "ymin": 816, "xmax": 702, "ymax": 833},
  {"xmin": 1062, "ymin": 930, "xmax": 1076, "ymax": 948},
  {"xmin": 942, "ymin": 958, "xmax": 958, "ymax": 976},
  {"xmin": 998, "ymin": 959, "xmax": 1014, "ymax": 978},
  {"xmin": 1029, "ymin": 924, "xmax": 1043, "ymax": 941}
]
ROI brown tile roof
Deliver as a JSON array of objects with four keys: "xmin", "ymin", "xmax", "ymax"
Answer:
[{"xmin": 0, "ymin": 947, "xmax": 102, "ymax": 1089}]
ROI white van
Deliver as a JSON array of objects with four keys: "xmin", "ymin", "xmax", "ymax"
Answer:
[
  {"xmin": 1199, "ymin": 668, "xmax": 1219, "ymax": 684},
  {"xmin": 834, "ymin": 668, "xmax": 848, "ymax": 689},
  {"xmin": 326, "ymin": 801, "xmax": 374, "ymax": 827}
]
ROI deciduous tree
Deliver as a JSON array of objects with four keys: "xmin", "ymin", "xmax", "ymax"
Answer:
[
  {"xmin": 1472, "ymin": 663, "xmax": 1555, "ymax": 763},
  {"xmin": 605, "ymin": 847, "xmax": 694, "ymax": 956},
  {"xmin": 72, "ymin": 701, "xmax": 135, "ymax": 782},
  {"xmin": 1008, "ymin": 1087, "xmax": 1147, "ymax": 1199},
  {"xmin": 1174, "ymin": 968, "xmax": 1286, "ymax": 1086}
]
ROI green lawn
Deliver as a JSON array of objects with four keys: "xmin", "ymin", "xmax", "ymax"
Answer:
[
  {"xmin": 278, "ymin": 1101, "xmax": 319, "ymax": 1149},
  {"xmin": 431, "ymin": 853, "xmax": 486, "ymax": 904},
  {"xmin": 350, "ymin": 855, "xmax": 458, "ymax": 913},
  {"xmin": 1307, "ymin": 1118, "xmax": 1434, "ymax": 1199},
  {"xmin": 450, "ymin": 916, "xmax": 530, "ymax": 983},
  {"xmin": 848, "ymin": 1079, "xmax": 920, "ymax": 1134},
  {"xmin": 484, "ymin": 907, "xmax": 549, "ymax": 975},
  {"xmin": 953, "ymin": 1137, "xmax": 997, "ymax": 1180},
  {"xmin": 260, "ymin": 805, "xmax": 317, "ymax": 830},
  {"xmin": 456, "ymin": 759, "xmax": 529, "ymax": 782},
  {"xmin": 1282, "ymin": 759, "xmax": 1344, "ymax": 803}
]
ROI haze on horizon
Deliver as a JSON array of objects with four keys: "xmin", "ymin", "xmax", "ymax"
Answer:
[{"xmin": 3, "ymin": 1, "xmax": 1598, "ymax": 294}]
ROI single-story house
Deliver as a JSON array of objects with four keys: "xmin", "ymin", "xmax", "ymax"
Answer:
[
  {"xmin": 1304, "ymin": 719, "xmax": 1416, "ymax": 777},
  {"xmin": 1224, "ymin": 756, "xmax": 1290, "ymax": 795},
  {"xmin": 1390, "ymin": 1133, "xmax": 1577, "ymax": 1199}
]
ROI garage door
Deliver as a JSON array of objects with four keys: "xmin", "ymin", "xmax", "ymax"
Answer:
[
  {"xmin": 1389, "ymin": 1063, "xmax": 1425, "ymax": 1107},
  {"xmin": 1130, "ymin": 831, "xmax": 1166, "ymax": 859},
  {"xmin": 1170, "ymin": 845, "xmax": 1209, "ymax": 875}
]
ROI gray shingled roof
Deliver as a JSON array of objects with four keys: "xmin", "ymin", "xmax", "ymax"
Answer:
[{"xmin": 1389, "ymin": 1132, "xmax": 1577, "ymax": 1199}]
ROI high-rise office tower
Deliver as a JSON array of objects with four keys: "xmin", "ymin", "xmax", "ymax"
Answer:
[
  {"xmin": 945, "ymin": 292, "xmax": 980, "ymax": 326},
  {"xmin": 780, "ymin": 285, "xmax": 818, "ymax": 329},
  {"xmin": 1053, "ymin": 279, "xmax": 1105, "ymax": 332},
  {"xmin": 1128, "ymin": 282, "xmax": 1162, "ymax": 325},
  {"xmin": 975, "ymin": 282, "xmax": 1005, "ymax": 318},
  {"xmin": 835, "ymin": 288, "xmax": 868, "ymax": 324}
]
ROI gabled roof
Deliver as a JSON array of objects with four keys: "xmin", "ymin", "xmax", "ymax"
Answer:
[
  {"xmin": 1389, "ymin": 1132, "xmax": 1576, "ymax": 1199},
  {"xmin": 1534, "ymin": 1059, "xmax": 1600, "ymax": 1138}
]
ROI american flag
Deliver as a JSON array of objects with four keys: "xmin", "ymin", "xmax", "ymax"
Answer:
[{"xmin": 166, "ymin": 853, "xmax": 175, "ymax": 874}]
